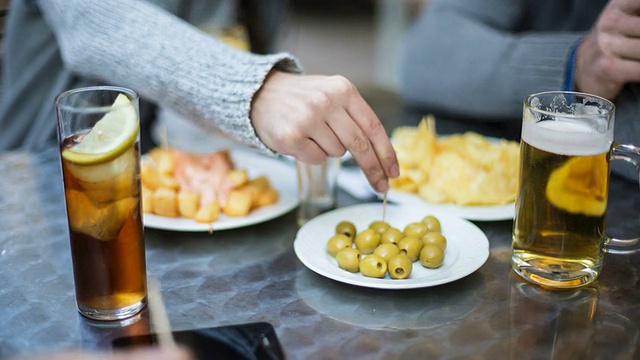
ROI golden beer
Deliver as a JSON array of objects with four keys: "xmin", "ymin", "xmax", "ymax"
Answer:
[
  {"xmin": 512, "ymin": 111, "xmax": 612, "ymax": 288},
  {"xmin": 514, "ymin": 91, "xmax": 640, "ymax": 288}
]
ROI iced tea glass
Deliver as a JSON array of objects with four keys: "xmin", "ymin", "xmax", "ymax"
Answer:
[{"xmin": 56, "ymin": 86, "xmax": 147, "ymax": 320}]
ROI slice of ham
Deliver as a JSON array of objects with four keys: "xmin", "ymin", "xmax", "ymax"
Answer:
[{"xmin": 172, "ymin": 149, "xmax": 235, "ymax": 208}]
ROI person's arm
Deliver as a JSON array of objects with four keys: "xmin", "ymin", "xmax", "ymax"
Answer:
[
  {"xmin": 37, "ymin": 0, "xmax": 398, "ymax": 191},
  {"xmin": 36, "ymin": 0, "xmax": 301, "ymax": 154},
  {"xmin": 399, "ymin": 0, "xmax": 583, "ymax": 120}
]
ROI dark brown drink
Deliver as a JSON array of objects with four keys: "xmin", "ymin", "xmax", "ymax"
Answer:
[{"xmin": 61, "ymin": 134, "xmax": 147, "ymax": 320}]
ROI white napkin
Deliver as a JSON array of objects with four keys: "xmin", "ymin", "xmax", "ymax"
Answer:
[{"xmin": 337, "ymin": 166, "xmax": 378, "ymax": 200}]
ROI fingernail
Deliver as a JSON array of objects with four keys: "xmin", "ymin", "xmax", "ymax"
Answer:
[
  {"xmin": 389, "ymin": 164, "xmax": 399, "ymax": 178},
  {"xmin": 376, "ymin": 179, "xmax": 389, "ymax": 193}
]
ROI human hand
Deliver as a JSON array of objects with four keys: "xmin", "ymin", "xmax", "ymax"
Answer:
[
  {"xmin": 575, "ymin": 0, "xmax": 640, "ymax": 99},
  {"xmin": 250, "ymin": 71, "xmax": 399, "ymax": 192},
  {"xmin": 15, "ymin": 347, "xmax": 193, "ymax": 360}
]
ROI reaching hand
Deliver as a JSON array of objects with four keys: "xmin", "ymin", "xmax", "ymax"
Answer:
[
  {"xmin": 250, "ymin": 71, "xmax": 399, "ymax": 193},
  {"xmin": 575, "ymin": 0, "xmax": 640, "ymax": 99}
]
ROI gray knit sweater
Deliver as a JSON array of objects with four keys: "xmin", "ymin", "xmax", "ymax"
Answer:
[
  {"xmin": 0, "ymin": 0, "xmax": 301, "ymax": 152},
  {"xmin": 400, "ymin": 0, "xmax": 640, "ymax": 181}
]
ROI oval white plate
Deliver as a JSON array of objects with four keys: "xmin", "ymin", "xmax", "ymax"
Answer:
[
  {"xmin": 143, "ymin": 150, "xmax": 298, "ymax": 231},
  {"xmin": 294, "ymin": 203, "xmax": 490, "ymax": 289},
  {"xmin": 384, "ymin": 189, "xmax": 514, "ymax": 222}
]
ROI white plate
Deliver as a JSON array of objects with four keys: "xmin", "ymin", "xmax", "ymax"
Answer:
[
  {"xmin": 384, "ymin": 189, "xmax": 515, "ymax": 222},
  {"xmin": 143, "ymin": 150, "xmax": 299, "ymax": 231},
  {"xmin": 293, "ymin": 203, "xmax": 490, "ymax": 289}
]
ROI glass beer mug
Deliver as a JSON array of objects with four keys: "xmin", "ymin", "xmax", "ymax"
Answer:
[{"xmin": 512, "ymin": 91, "xmax": 640, "ymax": 289}]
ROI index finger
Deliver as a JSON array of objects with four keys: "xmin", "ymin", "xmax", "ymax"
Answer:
[{"xmin": 345, "ymin": 90, "xmax": 399, "ymax": 180}]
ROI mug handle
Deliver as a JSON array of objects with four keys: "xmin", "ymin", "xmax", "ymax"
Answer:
[{"xmin": 606, "ymin": 143, "xmax": 640, "ymax": 254}]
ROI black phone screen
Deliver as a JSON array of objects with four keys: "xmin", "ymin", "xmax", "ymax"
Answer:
[{"xmin": 111, "ymin": 321, "xmax": 285, "ymax": 360}]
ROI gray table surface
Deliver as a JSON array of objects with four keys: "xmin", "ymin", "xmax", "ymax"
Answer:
[{"xmin": 1, "ymin": 148, "xmax": 639, "ymax": 360}]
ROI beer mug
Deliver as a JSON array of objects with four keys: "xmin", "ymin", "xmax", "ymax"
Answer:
[{"xmin": 512, "ymin": 91, "xmax": 640, "ymax": 289}]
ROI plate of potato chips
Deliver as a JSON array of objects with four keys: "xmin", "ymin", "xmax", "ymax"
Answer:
[
  {"xmin": 388, "ymin": 116, "xmax": 519, "ymax": 221},
  {"xmin": 141, "ymin": 148, "xmax": 298, "ymax": 231}
]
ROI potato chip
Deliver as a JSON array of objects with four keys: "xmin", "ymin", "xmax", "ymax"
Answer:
[{"xmin": 390, "ymin": 115, "xmax": 519, "ymax": 206}]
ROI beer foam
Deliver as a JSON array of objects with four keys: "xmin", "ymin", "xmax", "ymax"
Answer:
[{"xmin": 522, "ymin": 119, "xmax": 612, "ymax": 156}]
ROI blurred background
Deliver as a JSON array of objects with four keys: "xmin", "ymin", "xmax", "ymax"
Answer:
[
  {"xmin": 282, "ymin": 0, "xmax": 425, "ymax": 91},
  {"xmin": 275, "ymin": 0, "xmax": 428, "ymax": 132}
]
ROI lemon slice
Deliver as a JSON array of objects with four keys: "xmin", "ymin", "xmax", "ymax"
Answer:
[
  {"xmin": 62, "ymin": 94, "xmax": 139, "ymax": 165},
  {"xmin": 545, "ymin": 154, "xmax": 608, "ymax": 217}
]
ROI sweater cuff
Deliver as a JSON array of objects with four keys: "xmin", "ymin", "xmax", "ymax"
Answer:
[{"xmin": 509, "ymin": 34, "xmax": 583, "ymax": 101}]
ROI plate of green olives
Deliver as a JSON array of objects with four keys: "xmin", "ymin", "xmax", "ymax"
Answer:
[{"xmin": 293, "ymin": 203, "xmax": 490, "ymax": 289}]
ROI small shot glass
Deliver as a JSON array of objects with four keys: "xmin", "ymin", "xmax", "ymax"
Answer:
[{"xmin": 296, "ymin": 157, "xmax": 341, "ymax": 226}]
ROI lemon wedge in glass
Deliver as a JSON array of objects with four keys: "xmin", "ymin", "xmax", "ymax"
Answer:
[
  {"xmin": 62, "ymin": 94, "xmax": 139, "ymax": 165},
  {"xmin": 545, "ymin": 154, "xmax": 608, "ymax": 217}
]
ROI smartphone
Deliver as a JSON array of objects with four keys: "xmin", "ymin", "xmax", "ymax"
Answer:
[{"xmin": 112, "ymin": 321, "xmax": 285, "ymax": 360}]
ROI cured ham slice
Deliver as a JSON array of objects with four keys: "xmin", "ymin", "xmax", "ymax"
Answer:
[{"xmin": 172, "ymin": 149, "xmax": 235, "ymax": 207}]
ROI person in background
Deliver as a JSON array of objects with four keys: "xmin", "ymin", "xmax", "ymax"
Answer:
[
  {"xmin": 0, "ymin": 0, "xmax": 398, "ymax": 192},
  {"xmin": 399, "ymin": 0, "xmax": 639, "ymax": 181}
]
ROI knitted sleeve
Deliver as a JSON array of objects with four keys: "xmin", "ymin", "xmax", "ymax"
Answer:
[
  {"xmin": 36, "ymin": 0, "xmax": 303, "ymax": 153},
  {"xmin": 398, "ymin": 0, "xmax": 585, "ymax": 121}
]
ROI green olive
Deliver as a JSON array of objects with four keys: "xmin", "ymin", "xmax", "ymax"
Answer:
[
  {"xmin": 335, "ymin": 221, "xmax": 357, "ymax": 240},
  {"xmin": 403, "ymin": 221, "xmax": 428, "ymax": 238},
  {"xmin": 421, "ymin": 215, "xmax": 442, "ymax": 233},
  {"xmin": 326, "ymin": 234, "xmax": 353, "ymax": 257},
  {"xmin": 355, "ymin": 228, "xmax": 381, "ymax": 254},
  {"xmin": 369, "ymin": 220, "xmax": 391, "ymax": 235},
  {"xmin": 421, "ymin": 232, "xmax": 447, "ymax": 250},
  {"xmin": 336, "ymin": 247, "xmax": 360, "ymax": 273},
  {"xmin": 380, "ymin": 227, "xmax": 404, "ymax": 245},
  {"xmin": 360, "ymin": 254, "xmax": 387, "ymax": 278},
  {"xmin": 397, "ymin": 235, "xmax": 423, "ymax": 262},
  {"xmin": 419, "ymin": 244, "xmax": 444, "ymax": 269},
  {"xmin": 373, "ymin": 243, "xmax": 400, "ymax": 262},
  {"xmin": 387, "ymin": 254, "xmax": 413, "ymax": 279}
]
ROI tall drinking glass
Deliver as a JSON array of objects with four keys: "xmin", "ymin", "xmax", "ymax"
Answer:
[
  {"xmin": 56, "ymin": 86, "xmax": 147, "ymax": 320},
  {"xmin": 512, "ymin": 91, "xmax": 640, "ymax": 289}
]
